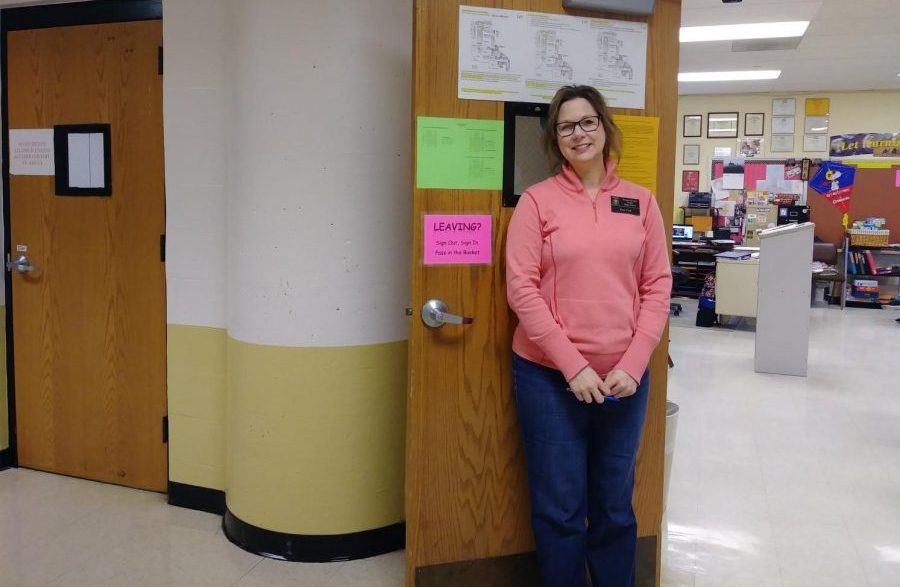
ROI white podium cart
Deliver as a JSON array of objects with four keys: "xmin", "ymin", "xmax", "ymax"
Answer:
[{"xmin": 755, "ymin": 222, "xmax": 815, "ymax": 376}]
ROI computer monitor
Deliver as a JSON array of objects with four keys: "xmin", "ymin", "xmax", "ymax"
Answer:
[{"xmin": 673, "ymin": 224, "xmax": 694, "ymax": 241}]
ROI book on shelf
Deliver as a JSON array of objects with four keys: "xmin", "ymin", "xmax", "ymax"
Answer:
[{"xmin": 864, "ymin": 250, "xmax": 878, "ymax": 275}]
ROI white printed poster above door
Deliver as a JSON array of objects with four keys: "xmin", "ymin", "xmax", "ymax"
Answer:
[{"xmin": 457, "ymin": 5, "xmax": 647, "ymax": 108}]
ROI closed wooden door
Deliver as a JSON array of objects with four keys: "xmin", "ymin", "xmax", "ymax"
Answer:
[
  {"xmin": 406, "ymin": 1, "xmax": 679, "ymax": 585},
  {"xmin": 7, "ymin": 20, "xmax": 166, "ymax": 491}
]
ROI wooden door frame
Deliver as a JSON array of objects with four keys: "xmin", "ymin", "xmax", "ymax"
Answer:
[{"xmin": 0, "ymin": 0, "xmax": 163, "ymax": 469}]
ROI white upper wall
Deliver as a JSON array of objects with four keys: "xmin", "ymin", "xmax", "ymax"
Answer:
[
  {"xmin": 163, "ymin": 0, "xmax": 229, "ymax": 328},
  {"xmin": 673, "ymin": 90, "xmax": 900, "ymax": 218},
  {"xmin": 225, "ymin": 0, "xmax": 412, "ymax": 347},
  {"xmin": 162, "ymin": 0, "xmax": 413, "ymax": 345}
]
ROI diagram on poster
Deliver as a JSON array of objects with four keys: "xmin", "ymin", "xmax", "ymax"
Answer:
[
  {"xmin": 458, "ymin": 6, "xmax": 524, "ymax": 101},
  {"xmin": 470, "ymin": 20, "xmax": 510, "ymax": 71},
  {"xmin": 458, "ymin": 6, "xmax": 646, "ymax": 108},
  {"xmin": 533, "ymin": 29, "xmax": 574, "ymax": 81},
  {"xmin": 587, "ymin": 19, "xmax": 644, "ymax": 106}
]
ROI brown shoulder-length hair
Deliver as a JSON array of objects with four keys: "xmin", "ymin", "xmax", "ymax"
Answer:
[{"xmin": 543, "ymin": 85, "xmax": 623, "ymax": 172}]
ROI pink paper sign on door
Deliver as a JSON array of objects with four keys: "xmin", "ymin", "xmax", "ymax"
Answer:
[{"xmin": 424, "ymin": 214, "xmax": 492, "ymax": 265}]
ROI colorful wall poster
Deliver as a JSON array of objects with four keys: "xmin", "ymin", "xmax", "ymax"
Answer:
[
  {"xmin": 416, "ymin": 117, "xmax": 504, "ymax": 190},
  {"xmin": 810, "ymin": 161, "xmax": 855, "ymax": 213},
  {"xmin": 614, "ymin": 114, "xmax": 658, "ymax": 194},
  {"xmin": 830, "ymin": 133, "xmax": 900, "ymax": 158},
  {"xmin": 424, "ymin": 214, "xmax": 492, "ymax": 265}
]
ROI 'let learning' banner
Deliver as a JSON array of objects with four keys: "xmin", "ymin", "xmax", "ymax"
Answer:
[{"xmin": 830, "ymin": 132, "xmax": 900, "ymax": 158}]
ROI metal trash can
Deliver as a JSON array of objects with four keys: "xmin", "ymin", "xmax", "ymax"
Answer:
[{"xmin": 663, "ymin": 401, "xmax": 679, "ymax": 511}]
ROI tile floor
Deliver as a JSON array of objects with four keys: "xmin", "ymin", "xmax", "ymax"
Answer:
[
  {"xmin": 665, "ymin": 299, "xmax": 900, "ymax": 587},
  {"xmin": 1, "ymin": 301, "xmax": 898, "ymax": 586}
]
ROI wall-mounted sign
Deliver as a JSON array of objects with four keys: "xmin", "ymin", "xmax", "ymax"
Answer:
[
  {"xmin": 681, "ymin": 170, "xmax": 699, "ymax": 192},
  {"xmin": 417, "ymin": 117, "xmax": 504, "ymax": 190},
  {"xmin": 424, "ymin": 214, "xmax": 492, "ymax": 265},
  {"xmin": 457, "ymin": 5, "xmax": 648, "ymax": 108},
  {"xmin": 9, "ymin": 129, "xmax": 55, "ymax": 175},
  {"xmin": 830, "ymin": 132, "xmax": 900, "ymax": 158}
]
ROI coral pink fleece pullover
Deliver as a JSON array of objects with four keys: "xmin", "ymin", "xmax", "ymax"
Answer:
[{"xmin": 506, "ymin": 161, "xmax": 672, "ymax": 383}]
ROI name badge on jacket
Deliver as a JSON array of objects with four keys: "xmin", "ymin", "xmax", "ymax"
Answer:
[{"xmin": 611, "ymin": 196, "xmax": 640, "ymax": 215}]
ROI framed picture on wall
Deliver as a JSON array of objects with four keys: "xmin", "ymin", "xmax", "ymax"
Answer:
[
  {"xmin": 772, "ymin": 97, "xmax": 796, "ymax": 116},
  {"xmin": 683, "ymin": 144, "xmax": 700, "ymax": 165},
  {"xmin": 738, "ymin": 138, "xmax": 762, "ymax": 157},
  {"xmin": 804, "ymin": 115, "xmax": 829, "ymax": 134},
  {"xmin": 707, "ymin": 112, "xmax": 738, "ymax": 138},
  {"xmin": 772, "ymin": 115, "xmax": 795, "ymax": 135},
  {"xmin": 682, "ymin": 170, "xmax": 700, "ymax": 192},
  {"xmin": 771, "ymin": 134, "xmax": 795, "ymax": 152},
  {"xmin": 744, "ymin": 113, "xmax": 764, "ymax": 136},
  {"xmin": 804, "ymin": 133, "xmax": 828, "ymax": 152},
  {"xmin": 683, "ymin": 114, "xmax": 702, "ymax": 137}
]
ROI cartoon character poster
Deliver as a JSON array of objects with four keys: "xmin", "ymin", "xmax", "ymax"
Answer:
[{"xmin": 810, "ymin": 161, "xmax": 855, "ymax": 227}]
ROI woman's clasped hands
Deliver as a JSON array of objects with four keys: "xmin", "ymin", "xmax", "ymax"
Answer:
[{"xmin": 567, "ymin": 367, "xmax": 638, "ymax": 403}]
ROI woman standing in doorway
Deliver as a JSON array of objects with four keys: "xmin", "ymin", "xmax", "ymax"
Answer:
[{"xmin": 506, "ymin": 85, "xmax": 671, "ymax": 587}]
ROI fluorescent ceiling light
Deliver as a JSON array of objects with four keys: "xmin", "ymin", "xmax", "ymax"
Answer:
[
  {"xmin": 680, "ymin": 21, "xmax": 809, "ymax": 43},
  {"xmin": 679, "ymin": 70, "xmax": 781, "ymax": 82}
]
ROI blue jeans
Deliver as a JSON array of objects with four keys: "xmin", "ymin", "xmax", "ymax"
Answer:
[{"xmin": 512, "ymin": 353, "xmax": 650, "ymax": 587}]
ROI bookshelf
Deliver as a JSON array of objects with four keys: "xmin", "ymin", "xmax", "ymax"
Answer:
[{"xmin": 839, "ymin": 237, "xmax": 900, "ymax": 309}]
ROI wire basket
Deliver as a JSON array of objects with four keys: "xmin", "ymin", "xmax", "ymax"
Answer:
[{"xmin": 848, "ymin": 229, "xmax": 889, "ymax": 247}]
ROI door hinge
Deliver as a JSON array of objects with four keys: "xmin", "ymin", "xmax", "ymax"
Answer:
[
  {"xmin": 162, "ymin": 416, "xmax": 169, "ymax": 443},
  {"xmin": 160, "ymin": 234, "xmax": 166, "ymax": 262},
  {"xmin": 158, "ymin": 46, "xmax": 163, "ymax": 75}
]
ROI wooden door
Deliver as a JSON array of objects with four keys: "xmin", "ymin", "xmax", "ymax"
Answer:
[
  {"xmin": 7, "ymin": 20, "xmax": 166, "ymax": 491},
  {"xmin": 406, "ymin": 1, "xmax": 679, "ymax": 585}
]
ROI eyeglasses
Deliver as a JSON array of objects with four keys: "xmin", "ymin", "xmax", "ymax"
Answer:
[{"xmin": 556, "ymin": 116, "xmax": 601, "ymax": 137}]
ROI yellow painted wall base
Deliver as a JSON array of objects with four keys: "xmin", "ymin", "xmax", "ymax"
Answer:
[
  {"xmin": 226, "ymin": 338, "xmax": 408, "ymax": 535},
  {"xmin": 167, "ymin": 324, "xmax": 227, "ymax": 490},
  {"xmin": 0, "ymin": 307, "xmax": 7, "ymax": 451}
]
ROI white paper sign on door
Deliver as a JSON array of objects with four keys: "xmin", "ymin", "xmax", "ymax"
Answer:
[{"xmin": 10, "ymin": 129, "xmax": 55, "ymax": 175}]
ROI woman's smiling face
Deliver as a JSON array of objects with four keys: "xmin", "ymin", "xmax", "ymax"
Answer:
[{"xmin": 555, "ymin": 97, "xmax": 606, "ymax": 169}]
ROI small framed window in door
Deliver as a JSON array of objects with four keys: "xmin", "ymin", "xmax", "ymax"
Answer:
[{"xmin": 53, "ymin": 123, "xmax": 112, "ymax": 196}]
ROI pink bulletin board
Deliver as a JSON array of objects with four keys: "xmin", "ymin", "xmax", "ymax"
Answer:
[
  {"xmin": 711, "ymin": 160, "xmax": 768, "ymax": 190},
  {"xmin": 424, "ymin": 214, "xmax": 492, "ymax": 265}
]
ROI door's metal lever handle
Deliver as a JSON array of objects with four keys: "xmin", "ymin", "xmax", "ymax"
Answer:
[
  {"xmin": 6, "ymin": 254, "xmax": 36, "ymax": 274},
  {"xmin": 421, "ymin": 299, "xmax": 473, "ymax": 328}
]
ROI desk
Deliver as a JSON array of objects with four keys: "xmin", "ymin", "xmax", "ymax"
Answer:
[
  {"xmin": 672, "ymin": 241, "xmax": 734, "ymax": 297},
  {"xmin": 715, "ymin": 257, "xmax": 759, "ymax": 318}
]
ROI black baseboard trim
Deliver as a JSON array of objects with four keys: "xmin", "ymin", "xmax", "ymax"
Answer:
[
  {"xmin": 416, "ymin": 552, "xmax": 541, "ymax": 587},
  {"xmin": 415, "ymin": 535, "xmax": 658, "ymax": 586},
  {"xmin": 223, "ymin": 509, "xmax": 405, "ymax": 563},
  {"xmin": 636, "ymin": 535, "xmax": 658, "ymax": 587},
  {"xmin": 167, "ymin": 481, "xmax": 226, "ymax": 515},
  {"xmin": 0, "ymin": 448, "xmax": 11, "ymax": 470}
]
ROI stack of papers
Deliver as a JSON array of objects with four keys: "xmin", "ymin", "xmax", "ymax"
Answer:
[{"xmin": 715, "ymin": 250, "xmax": 752, "ymax": 260}]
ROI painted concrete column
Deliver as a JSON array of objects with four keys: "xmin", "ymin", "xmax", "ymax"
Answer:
[{"xmin": 222, "ymin": 0, "xmax": 412, "ymax": 560}]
